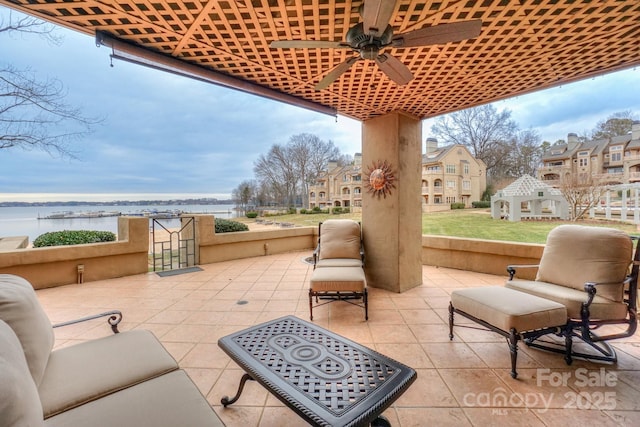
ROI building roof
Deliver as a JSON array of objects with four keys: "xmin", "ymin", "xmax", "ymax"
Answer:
[
  {"xmin": 1, "ymin": 0, "xmax": 638, "ymax": 122},
  {"xmin": 500, "ymin": 174, "xmax": 562, "ymax": 197}
]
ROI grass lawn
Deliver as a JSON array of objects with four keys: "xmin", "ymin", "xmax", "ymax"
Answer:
[{"xmin": 242, "ymin": 209, "xmax": 639, "ymax": 244}]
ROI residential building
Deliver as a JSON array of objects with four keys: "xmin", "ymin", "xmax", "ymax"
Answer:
[
  {"xmin": 308, "ymin": 154, "xmax": 363, "ymax": 212},
  {"xmin": 308, "ymin": 139, "xmax": 487, "ymax": 212},
  {"xmin": 539, "ymin": 121, "xmax": 640, "ymax": 186},
  {"xmin": 421, "ymin": 139, "xmax": 487, "ymax": 212}
]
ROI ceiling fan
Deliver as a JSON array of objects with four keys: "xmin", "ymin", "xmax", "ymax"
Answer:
[{"xmin": 270, "ymin": 0, "xmax": 482, "ymax": 91}]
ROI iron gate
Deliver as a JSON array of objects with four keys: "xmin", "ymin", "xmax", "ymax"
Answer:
[{"xmin": 151, "ymin": 216, "xmax": 196, "ymax": 271}]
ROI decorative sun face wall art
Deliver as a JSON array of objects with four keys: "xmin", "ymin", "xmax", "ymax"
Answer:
[{"xmin": 364, "ymin": 160, "xmax": 396, "ymax": 199}]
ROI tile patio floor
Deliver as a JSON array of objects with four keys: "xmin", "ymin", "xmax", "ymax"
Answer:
[{"xmin": 36, "ymin": 251, "xmax": 640, "ymax": 426}]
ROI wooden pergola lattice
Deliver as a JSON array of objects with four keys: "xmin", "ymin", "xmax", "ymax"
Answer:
[{"xmin": 1, "ymin": 0, "xmax": 639, "ymax": 120}]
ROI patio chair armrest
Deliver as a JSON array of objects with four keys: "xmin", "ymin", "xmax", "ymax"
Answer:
[
  {"xmin": 52, "ymin": 310, "xmax": 123, "ymax": 334},
  {"xmin": 506, "ymin": 264, "xmax": 539, "ymax": 280},
  {"xmin": 582, "ymin": 277, "xmax": 631, "ymax": 306}
]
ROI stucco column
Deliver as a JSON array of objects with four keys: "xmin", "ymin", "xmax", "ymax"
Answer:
[{"xmin": 362, "ymin": 112, "xmax": 422, "ymax": 293}]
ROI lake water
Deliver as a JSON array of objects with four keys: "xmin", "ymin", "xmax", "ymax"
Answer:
[{"xmin": 0, "ymin": 204, "xmax": 235, "ymax": 243}]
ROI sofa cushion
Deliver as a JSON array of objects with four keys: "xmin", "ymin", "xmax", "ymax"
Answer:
[
  {"xmin": 44, "ymin": 370, "xmax": 225, "ymax": 427},
  {"xmin": 319, "ymin": 220, "xmax": 361, "ymax": 260},
  {"xmin": 39, "ymin": 329, "xmax": 179, "ymax": 418},
  {"xmin": 0, "ymin": 320, "xmax": 44, "ymax": 427},
  {"xmin": 0, "ymin": 274, "xmax": 54, "ymax": 386},
  {"xmin": 536, "ymin": 225, "xmax": 632, "ymax": 302},
  {"xmin": 506, "ymin": 279, "xmax": 629, "ymax": 320}
]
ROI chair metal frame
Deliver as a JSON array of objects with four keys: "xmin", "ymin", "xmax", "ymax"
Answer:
[
  {"xmin": 309, "ymin": 220, "xmax": 368, "ymax": 320},
  {"xmin": 506, "ymin": 236, "xmax": 639, "ymax": 365}
]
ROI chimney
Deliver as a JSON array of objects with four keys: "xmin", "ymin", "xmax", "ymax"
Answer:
[
  {"xmin": 567, "ymin": 133, "xmax": 579, "ymax": 150},
  {"xmin": 353, "ymin": 153, "xmax": 362, "ymax": 166},
  {"xmin": 632, "ymin": 120, "xmax": 640, "ymax": 140},
  {"xmin": 425, "ymin": 137, "xmax": 438, "ymax": 153},
  {"xmin": 327, "ymin": 160, "xmax": 338, "ymax": 171}
]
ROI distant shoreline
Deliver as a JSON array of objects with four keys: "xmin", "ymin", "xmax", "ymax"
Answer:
[{"xmin": 0, "ymin": 198, "xmax": 233, "ymax": 208}]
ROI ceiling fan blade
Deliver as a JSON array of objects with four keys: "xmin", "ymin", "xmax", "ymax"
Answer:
[
  {"xmin": 315, "ymin": 57, "xmax": 360, "ymax": 91},
  {"xmin": 362, "ymin": 0, "xmax": 397, "ymax": 36},
  {"xmin": 375, "ymin": 53, "xmax": 413, "ymax": 86},
  {"xmin": 392, "ymin": 19, "xmax": 482, "ymax": 48},
  {"xmin": 270, "ymin": 40, "xmax": 347, "ymax": 49}
]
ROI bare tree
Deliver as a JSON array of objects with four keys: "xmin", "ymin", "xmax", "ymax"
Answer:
[
  {"xmin": 504, "ymin": 129, "xmax": 543, "ymax": 178},
  {"xmin": 560, "ymin": 173, "xmax": 606, "ymax": 221},
  {"xmin": 591, "ymin": 110, "xmax": 638, "ymax": 140},
  {"xmin": 252, "ymin": 133, "xmax": 343, "ymax": 208},
  {"xmin": 430, "ymin": 104, "xmax": 518, "ymax": 180},
  {"xmin": 232, "ymin": 180, "xmax": 255, "ymax": 215},
  {"xmin": 1, "ymin": 14, "xmax": 97, "ymax": 158},
  {"xmin": 288, "ymin": 133, "xmax": 341, "ymax": 208},
  {"xmin": 254, "ymin": 144, "xmax": 299, "ymax": 207}
]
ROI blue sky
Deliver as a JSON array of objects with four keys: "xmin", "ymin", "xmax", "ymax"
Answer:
[{"xmin": 1, "ymin": 6, "xmax": 639, "ymax": 202}]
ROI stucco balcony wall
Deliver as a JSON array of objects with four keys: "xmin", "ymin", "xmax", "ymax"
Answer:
[
  {"xmin": 422, "ymin": 235, "xmax": 544, "ymax": 279},
  {"xmin": 187, "ymin": 215, "xmax": 316, "ymax": 264},
  {"xmin": 0, "ymin": 217, "xmax": 150, "ymax": 289},
  {"xmin": 0, "ymin": 213, "xmax": 547, "ymax": 289}
]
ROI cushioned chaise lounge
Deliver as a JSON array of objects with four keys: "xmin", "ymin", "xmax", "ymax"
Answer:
[{"xmin": 309, "ymin": 219, "xmax": 368, "ymax": 320}]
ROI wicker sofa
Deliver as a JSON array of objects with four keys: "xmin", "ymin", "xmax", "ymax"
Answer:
[{"xmin": 0, "ymin": 274, "xmax": 225, "ymax": 427}]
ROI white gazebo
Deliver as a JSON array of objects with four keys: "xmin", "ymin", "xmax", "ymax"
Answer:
[{"xmin": 491, "ymin": 175, "xmax": 569, "ymax": 221}]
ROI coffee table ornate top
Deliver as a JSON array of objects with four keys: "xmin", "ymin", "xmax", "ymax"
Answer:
[{"xmin": 218, "ymin": 316, "xmax": 417, "ymax": 427}]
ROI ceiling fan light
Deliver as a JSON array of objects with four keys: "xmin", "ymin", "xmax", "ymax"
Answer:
[{"xmin": 360, "ymin": 45, "xmax": 379, "ymax": 60}]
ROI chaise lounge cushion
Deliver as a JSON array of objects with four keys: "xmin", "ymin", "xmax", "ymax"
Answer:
[
  {"xmin": 450, "ymin": 287, "xmax": 567, "ymax": 333},
  {"xmin": 39, "ymin": 329, "xmax": 179, "ymax": 418},
  {"xmin": 315, "ymin": 258, "xmax": 364, "ymax": 268},
  {"xmin": 318, "ymin": 220, "xmax": 362, "ymax": 261},
  {"xmin": 535, "ymin": 225, "xmax": 632, "ymax": 302},
  {"xmin": 44, "ymin": 370, "xmax": 225, "ymax": 427},
  {"xmin": 0, "ymin": 274, "xmax": 55, "ymax": 387},
  {"xmin": 0, "ymin": 319, "xmax": 44, "ymax": 427},
  {"xmin": 310, "ymin": 266, "xmax": 366, "ymax": 292}
]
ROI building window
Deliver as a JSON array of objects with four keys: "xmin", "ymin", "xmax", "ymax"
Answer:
[
  {"xmin": 463, "ymin": 181, "xmax": 470, "ymax": 190},
  {"xmin": 343, "ymin": 174, "xmax": 349, "ymax": 182},
  {"xmin": 579, "ymin": 158, "xmax": 588, "ymax": 167},
  {"xmin": 354, "ymin": 175, "xmax": 361, "ymax": 181},
  {"xmin": 446, "ymin": 180, "xmax": 456, "ymax": 188},
  {"xmin": 446, "ymin": 164, "xmax": 456, "ymax": 174},
  {"xmin": 463, "ymin": 164, "xmax": 469, "ymax": 175},
  {"xmin": 446, "ymin": 196, "xmax": 456, "ymax": 204},
  {"xmin": 611, "ymin": 152, "xmax": 622, "ymax": 162},
  {"xmin": 310, "ymin": 192, "xmax": 315, "ymax": 197},
  {"xmin": 354, "ymin": 187, "xmax": 361, "ymax": 194},
  {"xmin": 434, "ymin": 196, "xmax": 442, "ymax": 204}
]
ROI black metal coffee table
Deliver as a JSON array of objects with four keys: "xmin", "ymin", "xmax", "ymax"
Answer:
[{"xmin": 218, "ymin": 316, "xmax": 416, "ymax": 427}]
